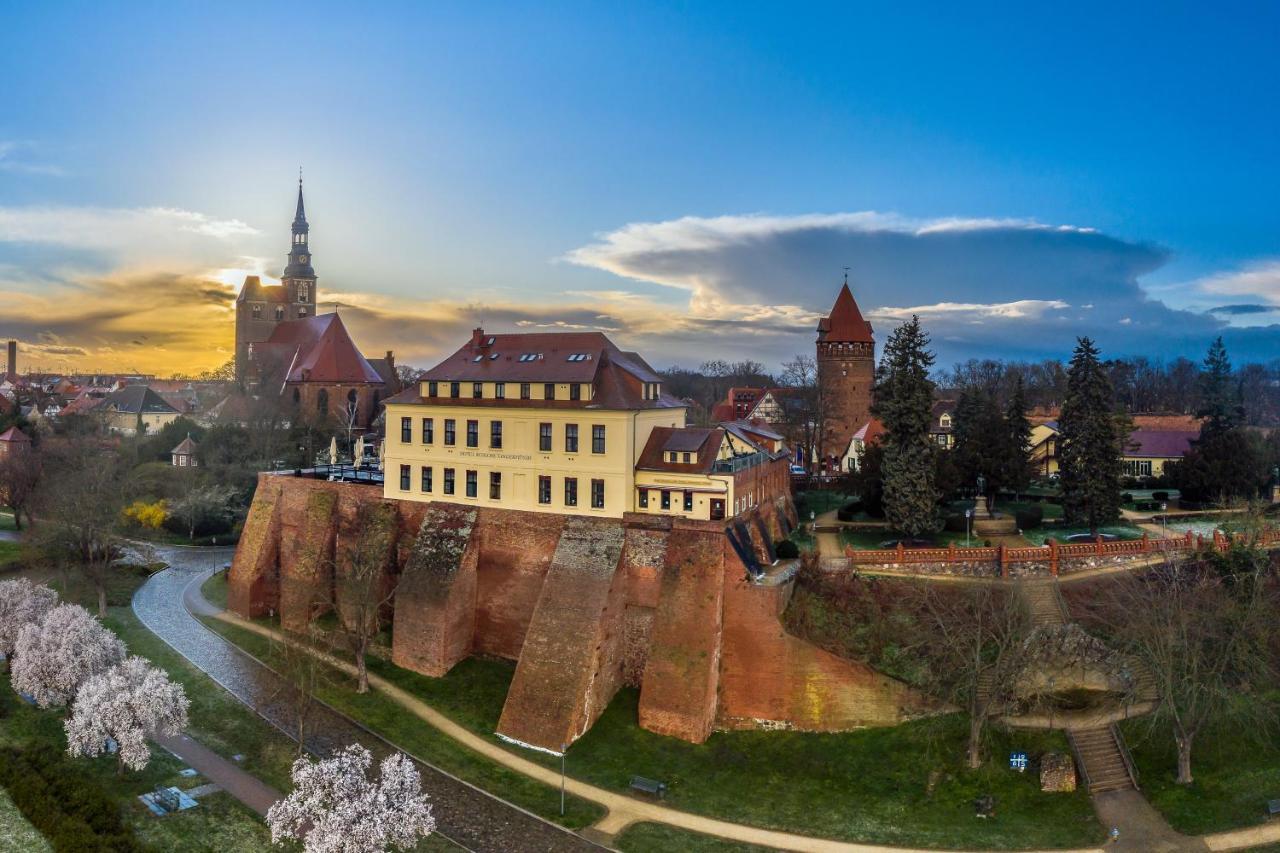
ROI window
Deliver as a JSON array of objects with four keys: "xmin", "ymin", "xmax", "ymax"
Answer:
[
  {"xmin": 539, "ymin": 423, "xmax": 552, "ymax": 452},
  {"xmin": 682, "ymin": 452, "xmax": 691, "ymax": 463},
  {"xmin": 564, "ymin": 478, "xmax": 578, "ymax": 507},
  {"xmin": 638, "ymin": 489, "xmax": 649, "ymax": 508},
  {"xmin": 275, "ymin": 306, "xmax": 284, "ymax": 321},
  {"xmin": 297, "ymin": 307, "xmax": 308, "ymax": 318},
  {"xmin": 661, "ymin": 490, "xmax": 671, "ymax": 510},
  {"xmin": 443, "ymin": 468, "xmax": 455, "ymax": 495},
  {"xmin": 400, "ymin": 417, "xmax": 412, "ymax": 444},
  {"xmin": 490, "ymin": 421, "xmax": 502, "ymax": 449},
  {"xmin": 538, "ymin": 476, "xmax": 551, "ymax": 504},
  {"xmin": 489, "ymin": 471, "xmax": 501, "ymax": 500},
  {"xmin": 297, "ymin": 283, "xmax": 309, "ymax": 302},
  {"xmin": 570, "ymin": 384, "xmax": 581, "ymax": 401},
  {"xmin": 565, "ymin": 424, "xmax": 579, "ymax": 453},
  {"xmin": 427, "ymin": 381, "xmax": 438, "ymax": 397},
  {"xmin": 683, "ymin": 491, "xmax": 694, "ymax": 512},
  {"xmin": 544, "ymin": 383, "xmax": 555, "ymax": 401},
  {"xmin": 473, "ymin": 382, "xmax": 483, "ymax": 399},
  {"xmin": 592, "ymin": 425, "xmax": 605, "ymax": 454},
  {"xmin": 591, "ymin": 479, "xmax": 605, "ymax": 509},
  {"xmin": 495, "ymin": 382, "xmax": 505, "ymax": 399},
  {"xmin": 520, "ymin": 383, "xmax": 531, "ymax": 400},
  {"xmin": 422, "ymin": 417, "xmax": 434, "ymax": 444},
  {"xmin": 444, "ymin": 419, "xmax": 456, "ymax": 446},
  {"xmin": 421, "ymin": 466, "xmax": 432, "ymax": 492},
  {"xmin": 466, "ymin": 420, "xmax": 478, "ymax": 447},
  {"xmin": 252, "ymin": 304, "xmax": 262, "ymax": 320},
  {"xmin": 317, "ymin": 388, "xmax": 329, "ymax": 416},
  {"xmin": 465, "ymin": 470, "xmax": 477, "ymax": 498},
  {"xmin": 399, "ymin": 464, "xmax": 410, "ymax": 491},
  {"xmin": 449, "ymin": 382, "xmax": 460, "ymax": 398}
]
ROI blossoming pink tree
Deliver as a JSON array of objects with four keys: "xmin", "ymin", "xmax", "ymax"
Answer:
[
  {"xmin": 267, "ymin": 744, "xmax": 435, "ymax": 853},
  {"xmin": 10, "ymin": 603, "xmax": 126, "ymax": 707},
  {"xmin": 0, "ymin": 578, "xmax": 58, "ymax": 659},
  {"xmin": 65, "ymin": 656, "xmax": 190, "ymax": 773}
]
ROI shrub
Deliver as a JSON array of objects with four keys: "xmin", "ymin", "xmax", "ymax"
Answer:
[
  {"xmin": 0, "ymin": 745, "xmax": 143, "ymax": 852},
  {"xmin": 1121, "ymin": 492, "xmax": 1134, "ymax": 504},
  {"xmin": 775, "ymin": 539, "xmax": 800, "ymax": 559},
  {"xmin": 121, "ymin": 499, "xmax": 167, "ymax": 530},
  {"xmin": 943, "ymin": 514, "xmax": 967, "ymax": 533},
  {"xmin": 1152, "ymin": 490, "xmax": 1169, "ymax": 501},
  {"xmin": 1015, "ymin": 505, "xmax": 1044, "ymax": 530},
  {"xmin": 836, "ymin": 500, "xmax": 864, "ymax": 522}
]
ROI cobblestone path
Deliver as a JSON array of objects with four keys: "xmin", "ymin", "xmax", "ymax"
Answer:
[{"xmin": 131, "ymin": 545, "xmax": 599, "ymax": 853}]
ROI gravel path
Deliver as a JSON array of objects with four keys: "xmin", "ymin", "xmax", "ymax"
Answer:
[{"xmin": 131, "ymin": 545, "xmax": 599, "ymax": 853}]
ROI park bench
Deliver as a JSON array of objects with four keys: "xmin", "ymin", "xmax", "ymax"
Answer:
[
  {"xmin": 629, "ymin": 776, "xmax": 667, "ymax": 799},
  {"xmin": 1267, "ymin": 798, "xmax": 1280, "ymax": 818}
]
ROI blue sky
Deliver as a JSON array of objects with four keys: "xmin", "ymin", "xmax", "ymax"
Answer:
[{"xmin": 2, "ymin": 1, "xmax": 1278, "ymax": 373}]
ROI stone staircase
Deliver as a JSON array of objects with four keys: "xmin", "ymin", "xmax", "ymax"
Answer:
[
  {"xmin": 1068, "ymin": 725, "xmax": 1138, "ymax": 793},
  {"xmin": 1021, "ymin": 579, "xmax": 1067, "ymax": 627}
]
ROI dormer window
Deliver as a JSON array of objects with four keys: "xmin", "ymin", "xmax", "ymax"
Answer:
[{"xmin": 940, "ymin": 413, "xmax": 952, "ymax": 428}]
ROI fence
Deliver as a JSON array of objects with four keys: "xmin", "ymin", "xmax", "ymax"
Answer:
[{"xmin": 843, "ymin": 527, "xmax": 1280, "ymax": 577}]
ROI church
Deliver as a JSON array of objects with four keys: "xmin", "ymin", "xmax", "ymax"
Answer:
[{"xmin": 233, "ymin": 179, "xmax": 397, "ymax": 429}]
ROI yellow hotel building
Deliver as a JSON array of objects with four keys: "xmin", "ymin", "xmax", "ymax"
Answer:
[{"xmin": 381, "ymin": 329, "xmax": 791, "ymax": 521}]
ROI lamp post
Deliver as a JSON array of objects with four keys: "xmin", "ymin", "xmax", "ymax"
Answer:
[
  {"xmin": 966, "ymin": 508, "xmax": 974, "ymax": 547},
  {"xmin": 560, "ymin": 747, "xmax": 566, "ymax": 816},
  {"xmin": 1160, "ymin": 502, "xmax": 1168, "ymax": 541}
]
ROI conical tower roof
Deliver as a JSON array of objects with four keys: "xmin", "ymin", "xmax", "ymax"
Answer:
[{"xmin": 820, "ymin": 282, "xmax": 874, "ymax": 343}]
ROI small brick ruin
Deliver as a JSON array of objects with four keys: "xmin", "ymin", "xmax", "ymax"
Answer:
[{"xmin": 228, "ymin": 475, "xmax": 934, "ymax": 752}]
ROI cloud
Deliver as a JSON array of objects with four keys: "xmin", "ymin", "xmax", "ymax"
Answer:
[
  {"xmin": 1189, "ymin": 260, "xmax": 1280, "ymax": 304},
  {"xmin": 0, "ymin": 141, "xmax": 65, "ymax": 177},
  {"xmin": 565, "ymin": 210, "xmax": 1280, "ymax": 365},
  {"xmin": 1209, "ymin": 303, "xmax": 1275, "ymax": 316}
]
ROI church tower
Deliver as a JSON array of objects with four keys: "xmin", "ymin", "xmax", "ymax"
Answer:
[
  {"xmin": 816, "ymin": 276, "xmax": 875, "ymax": 469},
  {"xmin": 234, "ymin": 175, "xmax": 318, "ymax": 379}
]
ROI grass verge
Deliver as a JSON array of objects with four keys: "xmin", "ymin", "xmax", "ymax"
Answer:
[
  {"xmin": 206, "ymin": 616, "xmax": 1102, "ymax": 849},
  {"xmin": 614, "ymin": 822, "xmax": 776, "ymax": 852}
]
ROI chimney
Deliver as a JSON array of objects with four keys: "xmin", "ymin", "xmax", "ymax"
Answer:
[
  {"xmin": 385, "ymin": 350, "xmax": 395, "ymax": 369},
  {"xmin": 471, "ymin": 327, "xmax": 484, "ymax": 347},
  {"xmin": 5, "ymin": 340, "xmax": 14, "ymax": 377}
]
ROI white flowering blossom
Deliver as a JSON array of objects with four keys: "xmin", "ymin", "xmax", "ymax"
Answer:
[
  {"xmin": 267, "ymin": 745, "xmax": 435, "ymax": 853},
  {"xmin": 65, "ymin": 656, "xmax": 190, "ymax": 772},
  {"xmin": 0, "ymin": 579, "xmax": 58, "ymax": 657},
  {"xmin": 10, "ymin": 603, "xmax": 126, "ymax": 707}
]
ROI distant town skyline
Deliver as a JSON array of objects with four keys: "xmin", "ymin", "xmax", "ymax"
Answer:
[{"xmin": 2, "ymin": 2, "xmax": 1279, "ymax": 375}]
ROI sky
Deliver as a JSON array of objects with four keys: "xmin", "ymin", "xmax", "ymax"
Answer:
[{"xmin": 1, "ymin": 1, "xmax": 1279, "ymax": 376}]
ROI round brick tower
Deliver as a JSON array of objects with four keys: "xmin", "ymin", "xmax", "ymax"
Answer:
[{"xmin": 816, "ymin": 279, "xmax": 875, "ymax": 470}]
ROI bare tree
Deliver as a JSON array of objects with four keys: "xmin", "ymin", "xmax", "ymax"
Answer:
[
  {"xmin": 268, "ymin": 622, "xmax": 328, "ymax": 757},
  {"xmin": 331, "ymin": 504, "xmax": 399, "ymax": 694},
  {"xmin": 779, "ymin": 353, "xmax": 827, "ymax": 468},
  {"xmin": 1091, "ymin": 549, "xmax": 1276, "ymax": 784},
  {"xmin": 0, "ymin": 446, "xmax": 41, "ymax": 530},
  {"xmin": 912, "ymin": 581, "xmax": 1034, "ymax": 768}
]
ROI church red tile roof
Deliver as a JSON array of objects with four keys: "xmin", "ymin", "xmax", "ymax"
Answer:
[
  {"xmin": 817, "ymin": 283, "xmax": 874, "ymax": 344},
  {"xmin": 253, "ymin": 313, "xmax": 385, "ymax": 385}
]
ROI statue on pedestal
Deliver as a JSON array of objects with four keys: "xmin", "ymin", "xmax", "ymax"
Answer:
[{"xmin": 974, "ymin": 473, "xmax": 990, "ymax": 518}]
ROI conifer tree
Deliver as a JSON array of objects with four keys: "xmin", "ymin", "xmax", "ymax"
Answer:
[
  {"xmin": 1197, "ymin": 337, "xmax": 1243, "ymax": 439},
  {"xmin": 1001, "ymin": 376, "xmax": 1033, "ymax": 499},
  {"xmin": 872, "ymin": 316, "xmax": 941, "ymax": 536},
  {"xmin": 1058, "ymin": 338, "xmax": 1124, "ymax": 534},
  {"xmin": 1177, "ymin": 338, "xmax": 1263, "ymax": 503}
]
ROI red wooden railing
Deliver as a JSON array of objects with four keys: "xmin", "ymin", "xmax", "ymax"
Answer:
[{"xmin": 843, "ymin": 527, "xmax": 1280, "ymax": 577}]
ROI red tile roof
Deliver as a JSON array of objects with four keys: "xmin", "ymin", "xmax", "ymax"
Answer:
[
  {"xmin": 0, "ymin": 426, "xmax": 31, "ymax": 444},
  {"xmin": 817, "ymin": 283, "xmax": 874, "ymax": 343},
  {"xmin": 636, "ymin": 427, "xmax": 724, "ymax": 474},
  {"xmin": 254, "ymin": 313, "xmax": 385, "ymax": 385}
]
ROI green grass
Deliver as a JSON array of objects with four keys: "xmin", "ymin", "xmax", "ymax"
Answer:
[
  {"xmin": 838, "ymin": 528, "xmax": 972, "ymax": 550},
  {"xmin": 202, "ymin": 569, "xmax": 229, "ymax": 611},
  {"xmin": 201, "ymin": 618, "xmax": 606, "ymax": 830},
  {"xmin": 0, "ymin": 542, "xmax": 20, "ymax": 570},
  {"xmin": 993, "ymin": 500, "xmax": 1064, "ymax": 521},
  {"xmin": 0, "ymin": 784, "xmax": 50, "ymax": 853},
  {"xmin": 794, "ymin": 491, "xmax": 853, "ymax": 518},
  {"xmin": 1020, "ymin": 524, "xmax": 1143, "ymax": 546},
  {"xmin": 1121, "ymin": 710, "xmax": 1280, "ymax": 835},
  {"xmin": 0, "ymin": 674, "xmax": 274, "ymax": 852},
  {"xmin": 615, "ymin": 823, "xmax": 777, "ymax": 852},
  {"xmin": 206, "ymin": 617, "xmax": 1102, "ymax": 849},
  {"xmin": 0, "ymin": 512, "xmax": 16, "ymax": 532}
]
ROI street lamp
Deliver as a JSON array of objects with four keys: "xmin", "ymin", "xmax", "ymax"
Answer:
[
  {"xmin": 965, "ymin": 508, "xmax": 974, "ymax": 547},
  {"xmin": 1160, "ymin": 502, "xmax": 1168, "ymax": 541}
]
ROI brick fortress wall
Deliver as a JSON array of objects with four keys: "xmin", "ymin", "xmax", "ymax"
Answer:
[{"xmin": 229, "ymin": 474, "xmax": 932, "ymax": 752}]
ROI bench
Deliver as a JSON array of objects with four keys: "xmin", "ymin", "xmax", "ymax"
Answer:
[
  {"xmin": 154, "ymin": 786, "xmax": 181, "ymax": 813},
  {"xmin": 1268, "ymin": 798, "xmax": 1280, "ymax": 818},
  {"xmin": 629, "ymin": 776, "xmax": 667, "ymax": 799}
]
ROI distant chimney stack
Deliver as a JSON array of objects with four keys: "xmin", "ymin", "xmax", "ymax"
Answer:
[
  {"xmin": 5, "ymin": 340, "xmax": 14, "ymax": 377},
  {"xmin": 471, "ymin": 328, "xmax": 485, "ymax": 347}
]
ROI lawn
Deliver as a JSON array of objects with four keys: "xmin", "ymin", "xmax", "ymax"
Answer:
[
  {"xmin": 1020, "ymin": 524, "xmax": 1143, "ymax": 546},
  {"xmin": 0, "ymin": 542, "xmax": 20, "ymax": 571},
  {"xmin": 201, "ymin": 617, "xmax": 606, "ymax": 830},
  {"xmin": 206, "ymin": 616, "xmax": 1103, "ymax": 849},
  {"xmin": 1121, "ymin": 708, "xmax": 1280, "ymax": 835},
  {"xmin": 0, "ymin": 512, "xmax": 15, "ymax": 532},
  {"xmin": 615, "ymin": 823, "xmax": 776, "ymax": 852},
  {"xmin": 839, "ymin": 528, "xmax": 971, "ymax": 551},
  {"xmin": 793, "ymin": 490, "xmax": 853, "ymax": 519},
  {"xmin": 202, "ymin": 568, "xmax": 230, "ymax": 611},
  {"xmin": 993, "ymin": 500, "xmax": 1064, "ymax": 521},
  {"xmin": 0, "ymin": 785, "xmax": 49, "ymax": 853}
]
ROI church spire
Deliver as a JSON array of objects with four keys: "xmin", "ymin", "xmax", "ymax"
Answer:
[{"xmin": 283, "ymin": 171, "xmax": 315, "ymax": 283}]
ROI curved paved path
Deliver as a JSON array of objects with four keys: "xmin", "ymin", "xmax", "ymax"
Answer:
[{"xmin": 131, "ymin": 544, "xmax": 599, "ymax": 853}]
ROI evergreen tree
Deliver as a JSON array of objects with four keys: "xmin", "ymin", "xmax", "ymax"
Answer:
[
  {"xmin": 1196, "ymin": 337, "xmax": 1242, "ymax": 439},
  {"xmin": 1000, "ymin": 376, "xmax": 1034, "ymax": 498},
  {"xmin": 872, "ymin": 316, "xmax": 941, "ymax": 536},
  {"xmin": 1058, "ymin": 338, "xmax": 1124, "ymax": 534}
]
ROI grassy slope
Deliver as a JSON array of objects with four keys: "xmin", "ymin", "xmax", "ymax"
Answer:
[
  {"xmin": 0, "ymin": 785, "xmax": 50, "ymax": 853},
  {"xmin": 0, "ymin": 543, "xmax": 19, "ymax": 570},
  {"xmin": 201, "ymin": 613, "xmax": 605, "ymax": 830},
  {"xmin": 207, "ymin": 613, "xmax": 1102, "ymax": 849},
  {"xmin": 615, "ymin": 822, "xmax": 777, "ymax": 852},
  {"xmin": 1121, "ymin": 711, "xmax": 1280, "ymax": 835}
]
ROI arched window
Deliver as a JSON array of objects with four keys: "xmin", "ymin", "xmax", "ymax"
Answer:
[
  {"xmin": 347, "ymin": 389, "xmax": 357, "ymax": 404},
  {"xmin": 317, "ymin": 389, "xmax": 329, "ymax": 416},
  {"xmin": 291, "ymin": 388, "xmax": 301, "ymax": 408}
]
